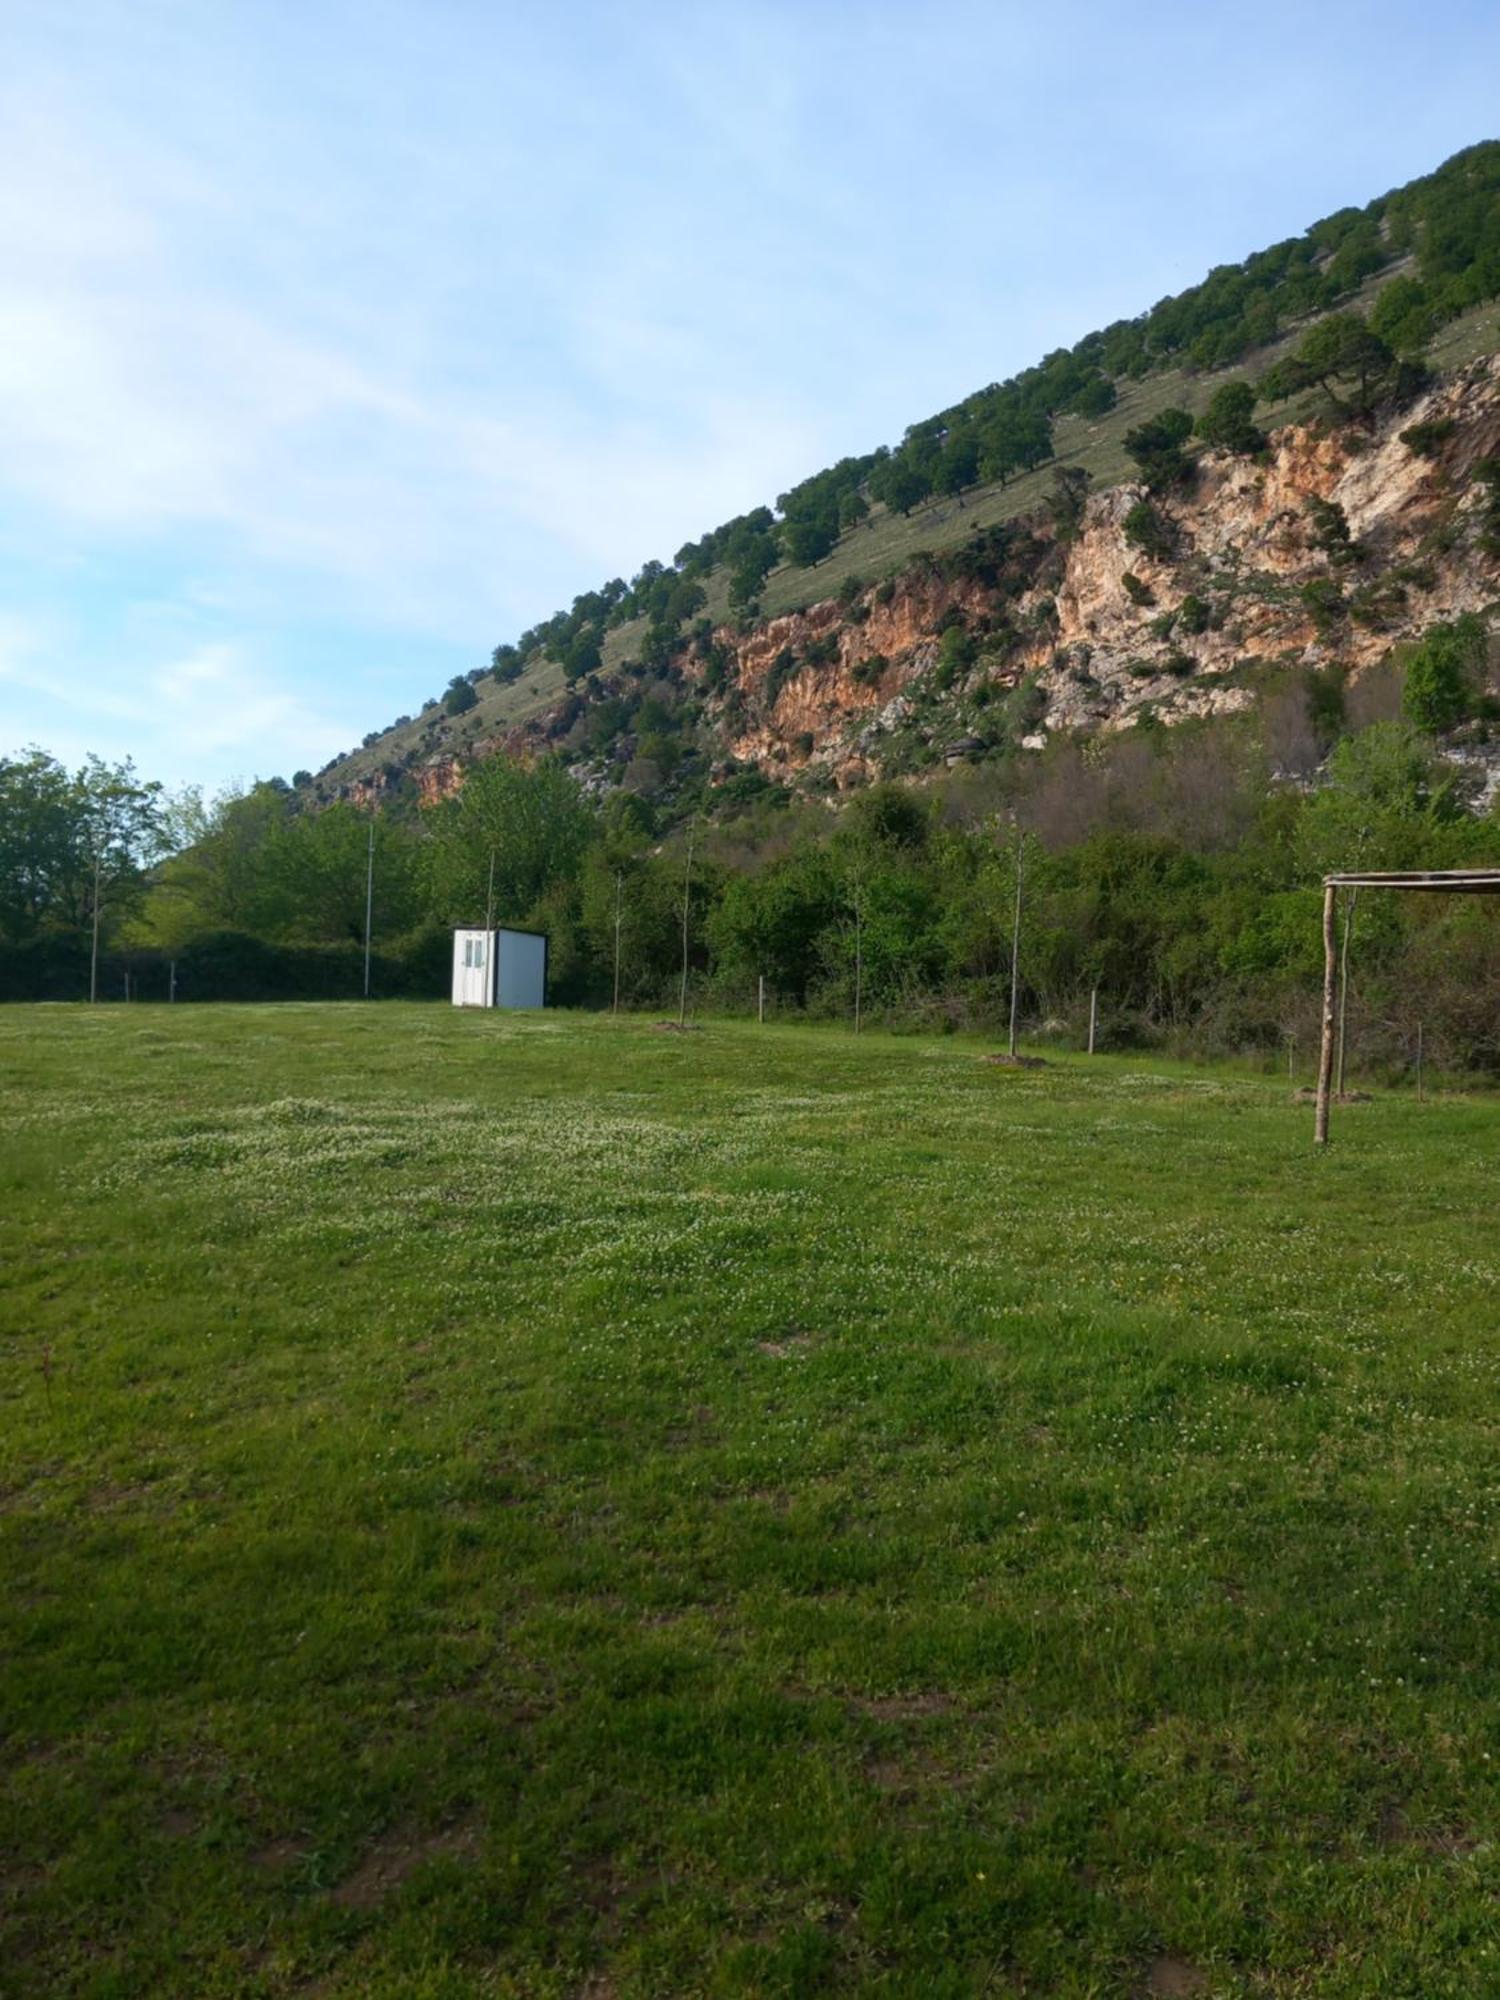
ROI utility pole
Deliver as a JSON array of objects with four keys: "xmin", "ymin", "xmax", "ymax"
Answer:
[
  {"xmin": 1008, "ymin": 817, "xmax": 1024, "ymax": 1060},
  {"xmin": 362, "ymin": 816, "xmax": 375, "ymax": 1000},
  {"xmin": 677, "ymin": 824, "xmax": 695, "ymax": 1028},
  {"xmin": 612, "ymin": 869, "xmax": 623, "ymax": 1016},
  {"xmin": 89, "ymin": 848, "xmax": 102, "ymax": 1005}
]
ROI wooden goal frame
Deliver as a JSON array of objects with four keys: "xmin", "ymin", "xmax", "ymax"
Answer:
[{"xmin": 1315, "ymin": 869, "xmax": 1500, "ymax": 1143}]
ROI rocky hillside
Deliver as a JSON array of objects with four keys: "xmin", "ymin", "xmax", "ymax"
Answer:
[{"xmin": 329, "ymin": 348, "xmax": 1500, "ymax": 814}]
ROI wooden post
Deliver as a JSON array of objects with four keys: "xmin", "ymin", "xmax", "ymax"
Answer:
[
  {"xmin": 1314, "ymin": 882, "xmax": 1337, "ymax": 1145},
  {"xmin": 1087, "ymin": 985, "xmax": 1098, "ymax": 1056},
  {"xmin": 1335, "ymin": 887, "xmax": 1357, "ymax": 1099}
]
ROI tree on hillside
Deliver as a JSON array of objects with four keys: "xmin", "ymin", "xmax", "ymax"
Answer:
[
  {"xmin": 1123, "ymin": 408, "xmax": 1195, "ymax": 492},
  {"xmin": 872, "ymin": 460, "xmax": 931, "ymax": 518},
  {"xmin": 1195, "ymin": 380, "xmax": 1265, "ymax": 455},
  {"xmin": 838, "ymin": 489, "xmax": 870, "ymax": 532},
  {"xmin": 782, "ymin": 512, "xmax": 839, "ymax": 567},
  {"xmin": 935, "ymin": 431, "xmax": 981, "ymax": 506},
  {"xmin": 443, "ymin": 675, "xmax": 479, "ymax": 716},
  {"xmin": 1257, "ymin": 312, "xmax": 1395, "ymax": 422}
]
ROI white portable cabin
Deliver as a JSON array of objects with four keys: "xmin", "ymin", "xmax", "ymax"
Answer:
[{"xmin": 451, "ymin": 927, "xmax": 548, "ymax": 1009}]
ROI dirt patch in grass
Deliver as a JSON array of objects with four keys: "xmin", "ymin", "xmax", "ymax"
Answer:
[
  {"xmin": 983, "ymin": 1052, "xmax": 1047, "ymax": 1069},
  {"xmin": 249, "ymin": 1836, "xmax": 308, "ymax": 1875},
  {"xmin": 1142, "ymin": 1956, "xmax": 1209, "ymax": 1997},
  {"xmin": 1377, "ymin": 1802, "xmax": 1480, "ymax": 1857},
  {"xmin": 756, "ymin": 1330, "xmax": 813, "ymax": 1357},
  {"xmin": 848, "ymin": 1691, "xmax": 955, "ymax": 1721},
  {"xmin": 330, "ymin": 1818, "xmax": 480, "ymax": 1910}
]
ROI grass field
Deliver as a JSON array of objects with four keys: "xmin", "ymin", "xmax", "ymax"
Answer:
[{"xmin": 4, "ymin": 1005, "xmax": 1500, "ymax": 1998}]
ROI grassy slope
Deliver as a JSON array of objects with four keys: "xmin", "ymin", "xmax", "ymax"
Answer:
[
  {"xmin": 4, "ymin": 1004, "xmax": 1500, "ymax": 1997},
  {"xmin": 318, "ymin": 290, "xmax": 1500, "ymax": 796}
]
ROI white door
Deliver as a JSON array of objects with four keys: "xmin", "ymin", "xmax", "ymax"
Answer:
[{"xmin": 451, "ymin": 931, "xmax": 493, "ymax": 1006}]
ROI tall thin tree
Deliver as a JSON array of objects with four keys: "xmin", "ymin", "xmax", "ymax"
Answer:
[
  {"xmin": 1007, "ymin": 816, "xmax": 1025, "ymax": 1059},
  {"xmin": 89, "ymin": 846, "xmax": 102, "ymax": 1005},
  {"xmin": 362, "ymin": 816, "xmax": 375, "ymax": 999},
  {"xmin": 612, "ymin": 869, "xmax": 623, "ymax": 1016}
]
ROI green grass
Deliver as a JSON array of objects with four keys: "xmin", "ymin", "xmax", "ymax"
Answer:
[{"xmin": 4, "ymin": 1005, "xmax": 1500, "ymax": 1997}]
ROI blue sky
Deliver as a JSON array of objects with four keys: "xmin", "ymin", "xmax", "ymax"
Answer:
[{"xmin": 2, "ymin": 0, "xmax": 1497, "ymax": 790}]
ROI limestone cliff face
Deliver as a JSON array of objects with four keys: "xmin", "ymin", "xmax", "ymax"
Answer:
[
  {"xmin": 1019, "ymin": 359, "xmax": 1500, "ymax": 739},
  {"xmin": 333, "ymin": 355, "xmax": 1500, "ymax": 808},
  {"xmin": 715, "ymin": 570, "xmax": 997, "ymax": 785}
]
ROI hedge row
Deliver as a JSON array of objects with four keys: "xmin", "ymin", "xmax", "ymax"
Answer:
[{"xmin": 0, "ymin": 928, "xmax": 453, "ymax": 1004}]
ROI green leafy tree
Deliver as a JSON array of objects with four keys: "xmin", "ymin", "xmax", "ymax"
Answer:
[
  {"xmin": 423, "ymin": 759, "xmax": 594, "ymax": 925},
  {"xmin": 873, "ymin": 460, "xmax": 931, "ymax": 518},
  {"xmin": 1122, "ymin": 499, "xmax": 1175, "ymax": 561},
  {"xmin": 838, "ymin": 489, "xmax": 870, "ymax": 532},
  {"xmin": 1401, "ymin": 615, "xmax": 1487, "ymax": 734},
  {"xmin": 1123, "ymin": 408, "xmax": 1194, "ymax": 492},
  {"xmin": 1257, "ymin": 312, "xmax": 1393, "ymax": 421},
  {"xmin": 0, "ymin": 750, "xmax": 165, "ymax": 943},
  {"xmin": 1195, "ymin": 380, "xmax": 1264, "ymax": 455},
  {"xmin": 443, "ymin": 676, "xmax": 479, "ymax": 716}
]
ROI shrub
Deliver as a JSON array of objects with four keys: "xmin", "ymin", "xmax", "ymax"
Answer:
[
  {"xmin": 1300, "ymin": 577, "xmax": 1346, "ymax": 634},
  {"xmin": 1123, "ymin": 500, "xmax": 1175, "ymax": 561},
  {"xmin": 1400, "ymin": 417, "xmax": 1456, "ymax": 457},
  {"xmin": 1122, "ymin": 572, "xmax": 1156, "ymax": 608},
  {"xmin": 1402, "ymin": 615, "xmax": 1488, "ymax": 734}
]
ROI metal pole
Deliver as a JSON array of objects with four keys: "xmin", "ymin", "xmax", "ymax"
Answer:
[
  {"xmin": 1008, "ymin": 821, "xmax": 1024, "ymax": 1059},
  {"xmin": 89, "ymin": 849, "xmax": 101, "ymax": 1005},
  {"xmin": 677, "ymin": 826, "xmax": 694, "ymax": 1027},
  {"xmin": 1088, "ymin": 985, "xmax": 1098, "ymax": 1056},
  {"xmin": 363, "ymin": 816, "xmax": 375, "ymax": 999},
  {"xmin": 1335, "ymin": 887, "xmax": 1357, "ymax": 1099},
  {"xmin": 1314, "ymin": 882, "xmax": 1337, "ymax": 1145},
  {"xmin": 612, "ymin": 870, "xmax": 622, "ymax": 1016}
]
